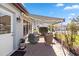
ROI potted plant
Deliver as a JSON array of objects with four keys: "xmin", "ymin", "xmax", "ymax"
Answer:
[
  {"xmin": 28, "ymin": 33, "xmax": 39, "ymax": 44},
  {"xmin": 19, "ymin": 38, "xmax": 26, "ymax": 50}
]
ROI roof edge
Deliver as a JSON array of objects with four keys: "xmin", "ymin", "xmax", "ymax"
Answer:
[{"xmin": 13, "ymin": 3, "xmax": 29, "ymax": 15}]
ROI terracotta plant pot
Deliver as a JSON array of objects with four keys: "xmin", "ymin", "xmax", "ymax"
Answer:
[{"xmin": 44, "ymin": 33, "xmax": 53, "ymax": 45}]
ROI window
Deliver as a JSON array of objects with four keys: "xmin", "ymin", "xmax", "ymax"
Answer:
[
  {"xmin": 0, "ymin": 15, "xmax": 11, "ymax": 34},
  {"xmin": 23, "ymin": 20, "xmax": 28, "ymax": 36},
  {"xmin": 28, "ymin": 23, "xmax": 32, "ymax": 32}
]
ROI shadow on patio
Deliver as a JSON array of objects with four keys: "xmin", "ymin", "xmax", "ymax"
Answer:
[{"xmin": 24, "ymin": 43, "xmax": 57, "ymax": 56}]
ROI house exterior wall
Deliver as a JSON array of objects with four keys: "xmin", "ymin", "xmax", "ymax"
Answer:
[
  {"xmin": 21, "ymin": 13, "xmax": 32, "ymax": 37},
  {"xmin": 0, "ymin": 4, "xmax": 24, "ymax": 55}
]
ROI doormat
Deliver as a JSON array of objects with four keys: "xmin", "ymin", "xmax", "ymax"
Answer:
[{"xmin": 11, "ymin": 51, "xmax": 26, "ymax": 56}]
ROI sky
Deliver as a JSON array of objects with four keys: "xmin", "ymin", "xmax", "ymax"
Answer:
[{"xmin": 23, "ymin": 3, "xmax": 79, "ymax": 25}]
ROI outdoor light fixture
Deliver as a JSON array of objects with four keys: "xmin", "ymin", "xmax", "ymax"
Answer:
[{"xmin": 17, "ymin": 16, "xmax": 21, "ymax": 22}]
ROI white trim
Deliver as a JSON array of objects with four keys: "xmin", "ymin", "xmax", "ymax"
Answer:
[
  {"xmin": 0, "ymin": 5, "xmax": 14, "ymax": 56},
  {"xmin": 0, "ymin": 5, "xmax": 14, "ymax": 33}
]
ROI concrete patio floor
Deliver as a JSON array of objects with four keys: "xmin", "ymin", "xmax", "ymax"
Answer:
[{"xmin": 25, "ymin": 37, "xmax": 74, "ymax": 56}]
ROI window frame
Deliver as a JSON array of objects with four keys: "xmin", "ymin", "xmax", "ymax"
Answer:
[
  {"xmin": 23, "ymin": 20, "xmax": 28, "ymax": 36},
  {"xmin": 0, "ymin": 7, "xmax": 13, "ymax": 35}
]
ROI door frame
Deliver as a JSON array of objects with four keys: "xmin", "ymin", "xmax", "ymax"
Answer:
[{"xmin": 0, "ymin": 5, "xmax": 14, "ymax": 55}]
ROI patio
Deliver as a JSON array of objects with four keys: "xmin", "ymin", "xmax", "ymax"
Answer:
[{"xmin": 24, "ymin": 36, "xmax": 74, "ymax": 56}]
